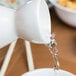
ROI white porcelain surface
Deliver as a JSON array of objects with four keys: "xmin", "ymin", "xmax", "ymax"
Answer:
[
  {"xmin": 22, "ymin": 68, "xmax": 74, "ymax": 76},
  {"xmin": 0, "ymin": 6, "xmax": 17, "ymax": 48},
  {"xmin": 50, "ymin": 0, "xmax": 76, "ymax": 27},
  {"xmin": 0, "ymin": 0, "xmax": 51, "ymax": 48},
  {"xmin": 16, "ymin": 0, "xmax": 51, "ymax": 44}
]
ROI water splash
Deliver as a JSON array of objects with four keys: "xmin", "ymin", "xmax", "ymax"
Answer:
[{"xmin": 47, "ymin": 33, "xmax": 60, "ymax": 70}]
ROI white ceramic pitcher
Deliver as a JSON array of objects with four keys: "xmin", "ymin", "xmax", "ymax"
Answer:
[
  {"xmin": 16, "ymin": 0, "xmax": 51, "ymax": 44},
  {"xmin": 0, "ymin": 0, "xmax": 51, "ymax": 48}
]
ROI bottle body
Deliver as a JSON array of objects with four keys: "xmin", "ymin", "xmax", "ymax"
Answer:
[
  {"xmin": 16, "ymin": 0, "xmax": 51, "ymax": 44},
  {"xmin": 0, "ymin": 6, "xmax": 17, "ymax": 48},
  {"xmin": 0, "ymin": 0, "xmax": 51, "ymax": 48}
]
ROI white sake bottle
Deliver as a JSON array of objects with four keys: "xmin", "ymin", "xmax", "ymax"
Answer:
[
  {"xmin": 0, "ymin": 6, "xmax": 17, "ymax": 48},
  {"xmin": 16, "ymin": 0, "xmax": 51, "ymax": 44},
  {"xmin": 0, "ymin": 0, "xmax": 51, "ymax": 48}
]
